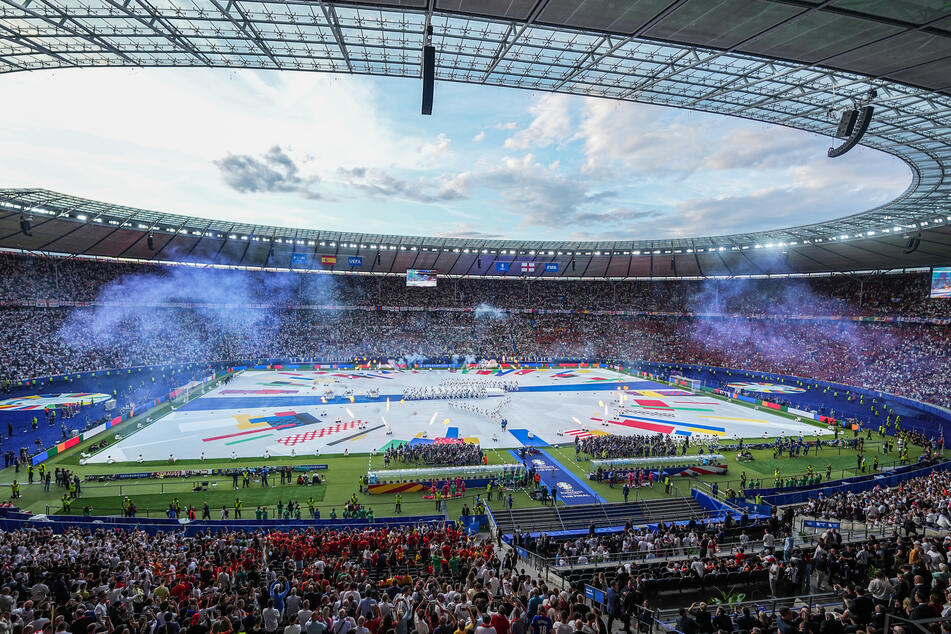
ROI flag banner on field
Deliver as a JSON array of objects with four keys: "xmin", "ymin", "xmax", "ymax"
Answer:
[
  {"xmin": 521, "ymin": 262, "xmax": 535, "ymax": 273},
  {"xmin": 348, "ymin": 256, "xmax": 363, "ymax": 266},
  {"xmin": 320, "ymin": 255, "xmax": 337, "ymax": 265},
  {"xmin": 496, "ymin": 262, "xmax": 510, "ymax": 272},
  {"xmin": 545, "ymin": 262, "xmax": 559, "ymax": 272},
  {"xmin": 290, "ymin": 253, "xmax": 308, "ymax": 268}
]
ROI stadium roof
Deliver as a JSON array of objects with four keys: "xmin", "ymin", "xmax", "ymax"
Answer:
[{"xmin": 0, "ymin": 0, "xmax": 949, "ymax": 277}]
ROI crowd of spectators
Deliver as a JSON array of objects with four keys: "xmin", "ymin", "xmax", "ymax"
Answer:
[
  {"xmin": 799, "ymin": 470, "xmax": 951, "ymax": 531},
  {"xmin": 383, "ymin": 442, "xmax": 485, "ymax": 467},
  {"xmin": 1, "ymin": 307, "xmax": 949, "ymax": 407},
  {"xmin": 2, "ymin": 253, "xmax": 949, "ymax": 319},
  {"xmin": 577, "ymin": 434, "xmax": 684, "ymax": 460},
  {"xmin": 522, "ymin": 516, "xmax": 775, "ymax": 565},
  {"xmin": 0, "ymin": 254, "xmax": 949, "ymax": 409}
]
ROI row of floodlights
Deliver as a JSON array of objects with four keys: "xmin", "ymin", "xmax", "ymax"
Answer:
[{"xmin": 9, "ymin": 203, "xmax": 951, "ymax": 253}]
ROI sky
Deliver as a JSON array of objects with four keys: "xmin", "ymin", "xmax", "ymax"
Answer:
[{"xmin": 0, "ymin": 67, "xmax": 912, "ymax": 242}]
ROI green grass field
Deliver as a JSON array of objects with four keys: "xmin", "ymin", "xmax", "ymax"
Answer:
[
  {"xmin": 0, "ymin": 371, "xmax": 933, "ymax": 520},
  {"xmin": 3, "ymin": 432, "xmax": 924, "ymax": 520}
]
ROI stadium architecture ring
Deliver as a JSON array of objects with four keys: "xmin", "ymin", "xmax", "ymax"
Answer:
[{"xmin": 0, "ymin": 0, "xmax": 950, "ymax": 275}]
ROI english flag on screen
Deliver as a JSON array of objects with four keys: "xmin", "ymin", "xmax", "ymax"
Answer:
[{"xmin": 521, "ymin": 262, "xmax": 535, "ymax": 273}]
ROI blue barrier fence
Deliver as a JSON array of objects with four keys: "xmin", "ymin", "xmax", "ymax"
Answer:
[
  {"xmin": 757, "ymin": 459, "xmax": 951, "ymax": 506},
  {"xmin": 633, "ymin": 361, "xmax": 951, "ymax": 440},
  {"xmin": 0, "ymin": 508, "xmax": 450, "ymax": 536}
]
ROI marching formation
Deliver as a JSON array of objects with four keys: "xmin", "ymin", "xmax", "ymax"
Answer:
[
  {"xmin": 447, "ymin": 396, "xmax": 511, "ymax": 422},
  {"xmin": 400, "ymin": 378, "xmax": 519, "ymax": 401}
]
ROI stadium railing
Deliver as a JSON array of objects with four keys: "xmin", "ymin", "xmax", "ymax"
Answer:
[
  {"xmin": 42, "ymin": 492, "xmax": 469, "ymax": 520},
  {"xmin": 649, "ymin": 592, "xmax": 842, "ymax": 634},
  {"xmin": 540, "ymin": 539, "xmax": 768, "ymax": 570}
]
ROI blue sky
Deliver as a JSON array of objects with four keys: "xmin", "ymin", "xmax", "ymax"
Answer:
[{"xmin": 0, "ymin": 67, "xmax": 911, "ymax": 241}]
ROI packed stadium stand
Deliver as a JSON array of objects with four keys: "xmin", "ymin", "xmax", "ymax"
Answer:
[{"xmin": 1, "ymin": 254, "xmax": 949, "ymax": 408}]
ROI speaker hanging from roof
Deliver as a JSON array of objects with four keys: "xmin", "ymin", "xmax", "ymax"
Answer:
[
  {"xmin": 904, "ymin": 233, "xmax": 921, "ymax": 254},
  {"xmin": 421, "ymin": 40, "xmax": 435, "ymax": 115},
  {"xmin": 19, "ymin": 214, "xmax": 31, "ymax": 237},
  {"xmin": 828, "ymin": 105, "xmax": 874, "ymax": 158}
]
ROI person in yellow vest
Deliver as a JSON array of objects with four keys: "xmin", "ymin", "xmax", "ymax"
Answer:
[
  {"xmin": 61, "ymin": 493, "xmax": 71, "ymax": 513},
  {"xmin": 10, "ymin": 480, "xmax": 20, "ymax": 499},
  {"xmin": 755, "ymin": 494, "xmax": 762, "ymax": 505},
  {"xmin": 234, "ymin": 497, "xmax": 242, "ymax": 518},
  {"xmin": 395, "ymin": 493, "xmax": 402, "ymax": 514}
]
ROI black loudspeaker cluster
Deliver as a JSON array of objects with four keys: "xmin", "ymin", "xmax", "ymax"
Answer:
[
  {"xmin": 421, "ymin": 44, "xmax": 435, "ymax": 115},
  {"xmin": 835, "ymin": 109, "xmax": 858, "ymax": 138},
  {"xmin": 904, "ymin": 234, "xmax": 921, "ymax": 254},
  {"xmin": 828, "ymin": 105, "xmax": 874, "ymax": 158}
]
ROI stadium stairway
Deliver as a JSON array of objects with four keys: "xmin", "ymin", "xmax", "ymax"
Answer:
[{"xmin": 495, "ymin": 497, "xmax": 708, "ymax": 536}]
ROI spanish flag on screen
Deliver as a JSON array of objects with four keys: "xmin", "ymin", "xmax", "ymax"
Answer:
[{"xmin": 321, "ymin": 255, "xmax": 337, "ymax": 265}]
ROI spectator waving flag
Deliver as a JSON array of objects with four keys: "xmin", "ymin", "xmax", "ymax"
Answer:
[{"xmin": 521, "ymin": 262, "xmax": 535, "ymax": 273}]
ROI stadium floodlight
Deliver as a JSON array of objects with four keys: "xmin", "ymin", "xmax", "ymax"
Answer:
[
  {"xmin": 76, "ymin": 214, "xmax": 87, "ymax": 221},
  {"xmin": 754, "ymin": 244, "xmax": 762, "ymax": 248}
]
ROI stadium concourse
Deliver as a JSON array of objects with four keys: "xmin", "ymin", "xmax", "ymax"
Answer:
[{"xmin": 90, "ymin": 368, "xmax": 816, "ymax": 463}]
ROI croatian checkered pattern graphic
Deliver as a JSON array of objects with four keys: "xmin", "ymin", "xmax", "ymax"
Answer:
[{"xmin": 275, "ymin": 421, "xmax": 358, "ymax": 446}]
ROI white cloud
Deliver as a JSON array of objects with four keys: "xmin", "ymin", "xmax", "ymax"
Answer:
[
  {"xmin": 0, "ymin": 69, "xmax": 912, "ymax": 242},
  {"xmin": 503, "ymin": 94, "xmax": 573, "ymax": 150}
]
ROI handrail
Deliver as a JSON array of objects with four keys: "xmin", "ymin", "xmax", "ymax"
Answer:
[
  {"xmin": 652, "ymin": 592, "xmax": 842, "ymax": 628},
  {"xmin": 553, "ymin": 502, "xmax": 567, "ymax": 532},
  {"xmin": 539, "ymin": 537, "xmax": 765, "ymax": 570}
]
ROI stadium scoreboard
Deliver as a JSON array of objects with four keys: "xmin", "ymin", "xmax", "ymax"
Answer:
[
  {"xmin": 931, "ymin": 267, "xmax": 951, "ymax": 299},
  {"xmin": 406, "ymin": 269, "xmax": 437, "ymax": 287}
]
